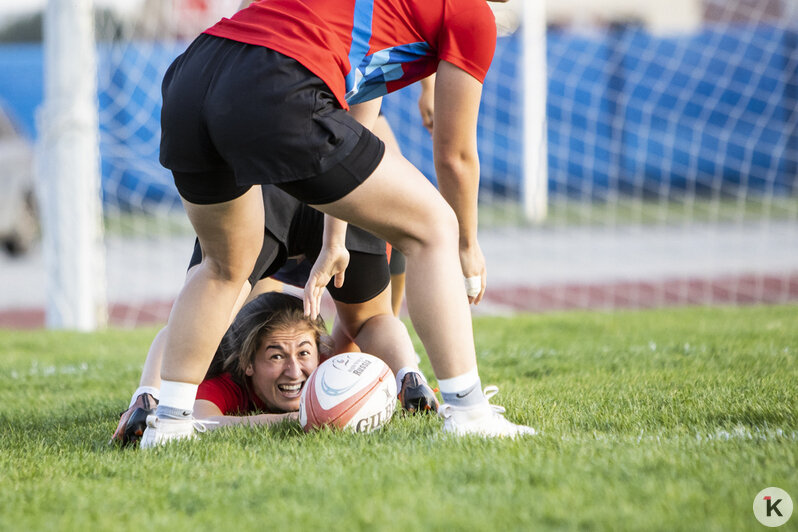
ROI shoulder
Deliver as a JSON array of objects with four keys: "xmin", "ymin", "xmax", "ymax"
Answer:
[
  {"xmin": 437, "ymin": 0, "xmax": 497, "ymax": 82},
  {"xmin": 198, "ymin": 373, "xmax": 241, "ymax": 398},
  {"xmin": 443, "ymin": 0, "xmax": 495, "ymax": 28}
]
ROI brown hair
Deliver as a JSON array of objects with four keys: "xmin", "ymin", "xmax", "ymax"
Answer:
[{"xmin": 205, "ymin": 292, "xmax": 331, "ymax": 390}]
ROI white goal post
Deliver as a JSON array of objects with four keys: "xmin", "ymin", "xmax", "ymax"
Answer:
[
  {"xmin": 38, "ymin": 0, "xmax": 107, "ymax": 330},
  {"xmin": 521, "ymin": 0, "xmax": 549, "ymax": 222}
]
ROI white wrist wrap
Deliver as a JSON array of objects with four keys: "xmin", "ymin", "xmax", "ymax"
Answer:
[{"xmin": 464, "ymin": 276, "xmax": 481, "ymax": 297}]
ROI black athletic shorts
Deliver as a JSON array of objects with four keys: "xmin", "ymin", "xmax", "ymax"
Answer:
[
  {"xmin": 161, "ymin": 34, "xmax": 385, "ymax": 205},
  {"xmin": 188, "ymin": 186, "xmax": 389, "ymax": 304}
]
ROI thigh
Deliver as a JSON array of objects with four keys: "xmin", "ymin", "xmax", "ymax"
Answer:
[
  {"xmin": 189, "ymin": 230, "xmax": 282, "ymax": 288},
  {"xmin": 309, "ymin": 148, "xmax": 455, "ymax": 254},
  {"xmin": 333, "ymin": 284, "xmax": 394, "ymax": 338},
  {"xmin": 182, "ymin": 185, "xmax": 265, "ymax": 278}
]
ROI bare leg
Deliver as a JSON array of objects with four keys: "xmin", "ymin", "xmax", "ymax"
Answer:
[
  {"xmin": 332, "ymin": 286, "xmax": 418, "ymax": 375},
  {"xmin": 331, "ymin": 321, "xmax": 360, "ymax": 354},
  {"xmin": 311, "ymin": 149, "xmax": 476, "ymax": 380},
  {"xmin": 366, "ymin": 114, "xmax": 407, "ymax": 317},
  {"xmin": 137, "ymin": 186, "xmax": 267, "ymax": 447},
  {"xmin": 160, "ymin": 186, "xmax": 265, "ymax": 384},
  {"xmin": 371, "ymin": 114, "xmax": 401, "ymax": 154},
  {"xmin": 112, "ymin": 266, "xmax": 252, "ymax": 445},
  {"xmin": 140, "ymin": 269, "xmax": 253, "ymax": 389},
  {"xmin": 389, "ymin": 271, "xmax": 405, "ymax": 317},
  {"xmin": 246, "ymin": 277, "xmax": 284, "ymax": 303}
]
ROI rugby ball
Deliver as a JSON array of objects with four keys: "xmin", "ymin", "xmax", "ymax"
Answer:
[{"xmin": 299, "ymin": 352, "xmax": 397, "ymax": 433}]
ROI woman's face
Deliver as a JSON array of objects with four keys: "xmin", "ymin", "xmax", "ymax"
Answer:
[{"xmin": 245, "ymin": 324, "xmax": 319, "ymax": 413}]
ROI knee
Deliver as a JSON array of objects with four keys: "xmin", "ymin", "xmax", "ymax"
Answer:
[
  {"xmin": 357, "ymin": 313, "xmax": 411, "ymax": 345},
  {"xmin": 362, "ymin": 313, "xmax": 403, "ymax": 334},
  {"xmin": 397, "ymin": 202, "xmax": 459, "ymax": 257},
  {"xmin": 201, "ymin": 251, "xmax": 256, "ymax": 284}
]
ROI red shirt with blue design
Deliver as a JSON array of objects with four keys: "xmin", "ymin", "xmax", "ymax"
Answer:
[{"xmin": 203, "ymin": 0, "xmax": 497, "ymax": 110}]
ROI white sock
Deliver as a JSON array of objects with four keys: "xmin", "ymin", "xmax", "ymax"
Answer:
[
  {"xmin": 158, "ymin": 380, "xmax": 198, "ymax": 413},
  {"xmin": 438, "ymin": 367, "xmax": 485, "ymax": 407}
]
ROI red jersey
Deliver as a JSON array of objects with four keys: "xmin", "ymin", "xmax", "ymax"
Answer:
[
  {"xmin": 196, "ymin": 372, "xmax": 268, "ymax": 415},
  {"xmin": 204, "ymin": 0, "xmax": 496, "ymax": 109}
]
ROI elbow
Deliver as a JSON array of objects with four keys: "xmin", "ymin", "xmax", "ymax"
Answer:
[{"xmin": 434, "ymin": 149, "xmax": 478, "ymax": 180}]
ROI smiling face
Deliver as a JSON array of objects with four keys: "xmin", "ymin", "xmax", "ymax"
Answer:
[{"xmin": 245, "ymin": 325, "xmax": 320, "ymax": 413}]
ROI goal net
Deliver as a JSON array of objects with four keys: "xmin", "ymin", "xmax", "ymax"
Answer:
[
  {"xmin": 385, "ymin": 0, "xmax": 798, "ymax": 312},
  {"xmin": 29, "ymin": 0, "xmax": 798, "ymax": 326}
]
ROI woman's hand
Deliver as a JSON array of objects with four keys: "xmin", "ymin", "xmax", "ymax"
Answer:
[
  {"xmin": 305, "ymin": 215, "xmax": 350, "ymax": 318},
  {"xmin": 459, "ymin": 242, "xmax": 487, "ymax": 305},
  {"xmin": 304, "ymin": 243, "xmax": 350, "ymax": 318}
]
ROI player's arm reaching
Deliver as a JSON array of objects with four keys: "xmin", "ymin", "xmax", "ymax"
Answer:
[
  {"xmin": 192, "ymin": 400, "xmax": 295, "ymax": 429},
  {"xmin": 432, "ymin": 61, "xmax": 487, "ymax": 304},
  {"xmin": 302, "ymin": 97, "xmax": 382, "ymax": 318},
  {"xmin": 304, "ymin": 214, "xmax": 349, "ymax": 318}
]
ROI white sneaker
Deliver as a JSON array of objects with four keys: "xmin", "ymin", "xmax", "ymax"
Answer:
[
  {"xmin": 438, "ymin": 386, "xmax": 537, "ymax": 439},
  {"xmin": 139, "ymin": 415, "xmax": 216, "ymax": 449}
]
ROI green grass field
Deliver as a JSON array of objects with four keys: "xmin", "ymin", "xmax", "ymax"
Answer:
[
  {"xmin": 478, "ymin": 196, "xmax": 798, "ymax": 227},
  {"xmin": 1, "ymin": 305, "xmax": 796, "ymax": 531},
  {"xmin": 101, "ymin": 195, "xmax": 798, "ymax": 235}
]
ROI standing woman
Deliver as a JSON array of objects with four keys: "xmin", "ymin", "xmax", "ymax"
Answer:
[{"xmin": 144, "ymin": 0, "xmax": 535, "ymax": 446}]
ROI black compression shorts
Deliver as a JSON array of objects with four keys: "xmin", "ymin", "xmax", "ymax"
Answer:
[{"xmin": 161, "ymin": 34, "xmax": 384, "ymax": 206}]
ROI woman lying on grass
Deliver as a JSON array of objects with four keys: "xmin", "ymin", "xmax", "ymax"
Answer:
[
  {"xmin": 194, "ymin": 291, "xmax": 328, "ymax": 428},
  {"xmin": 120, "ymin": 291, "xmax": 329, "ymax": 441}
]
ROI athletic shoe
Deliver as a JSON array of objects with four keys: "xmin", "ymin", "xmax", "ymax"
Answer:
[
  {"xmin": 398, "ymin": 372, "xmax": 439, "ymax": 413},
  {"xmin": 438, "ymin": 386, "xmax": 536, "ymax": 438},
  {"xmin": 139, "ymin": 415, "xmax": 216, "ymax": 449},
  {"xmin": 123, "ymin": 405, "xmax": 156, "ymax": 446},
  {"xmin": 121, "ymin": 393, "xmax": 158, "ymax": 447}
]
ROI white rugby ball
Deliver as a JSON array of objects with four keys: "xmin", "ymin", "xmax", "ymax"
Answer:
[{"xmin": 299, "ymin": 352, "xmax": 397, "ymax": 433}]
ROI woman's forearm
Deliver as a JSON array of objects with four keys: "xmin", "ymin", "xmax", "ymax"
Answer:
[{"xmin": 203, "ymin": 412, "xmax": 298, "ymax": 430}]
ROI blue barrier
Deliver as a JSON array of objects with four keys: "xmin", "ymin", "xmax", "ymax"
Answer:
[
  {"xmin": 545, "ymin": 24, "xmax": 798, "ymax": 198},
  {"xmin": 0, "ymin": 43, "xmax": 43, "ymax": 139}
]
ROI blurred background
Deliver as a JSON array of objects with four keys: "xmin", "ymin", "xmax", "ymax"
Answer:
[{"xmin": 0, "ymin": 0, "xmax": 796, "ymax": 328}]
